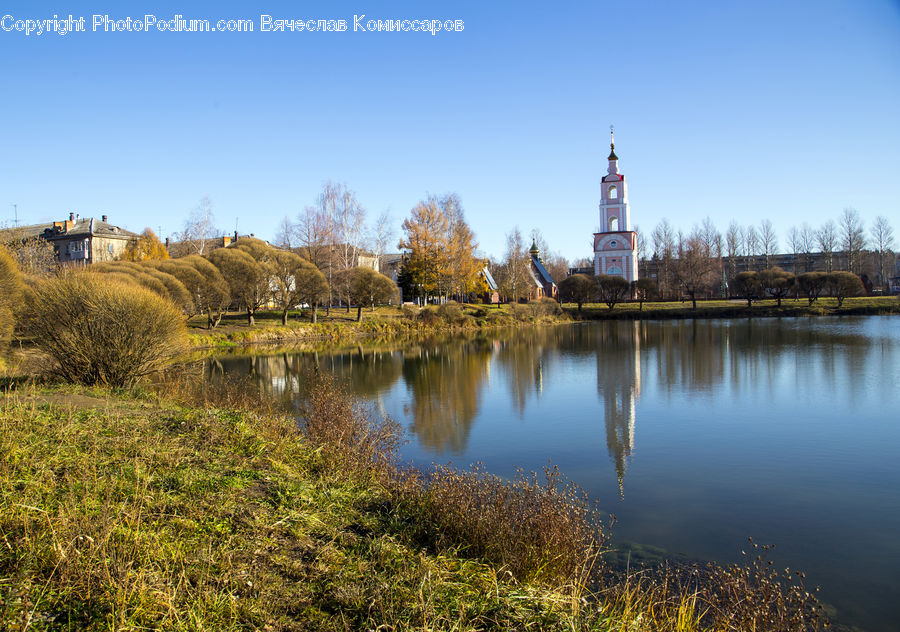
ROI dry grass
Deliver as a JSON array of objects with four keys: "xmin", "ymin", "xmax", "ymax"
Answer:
[{"xmin": 0, "ymin": 373, "xmax": 828, "ymax": 631}]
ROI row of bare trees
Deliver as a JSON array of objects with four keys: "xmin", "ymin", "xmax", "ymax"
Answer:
[{"xmin": 642, "ymin": 209, "xmax": 896, "ymax": 299}]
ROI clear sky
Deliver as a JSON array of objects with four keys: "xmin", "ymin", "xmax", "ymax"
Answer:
[{"xmin": 1, "ymin": 0, "xmax": 898, "ymax": 262}]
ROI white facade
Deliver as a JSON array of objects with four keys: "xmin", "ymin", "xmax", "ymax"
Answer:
[{"xmin": 593, "ymin": 132, "xmax": 639, "ymax": 282}]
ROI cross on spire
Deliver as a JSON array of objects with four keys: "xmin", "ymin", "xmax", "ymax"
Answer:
[{"xmin": 608, "ymin": 124, "xmax": 618, "ymax": 161}]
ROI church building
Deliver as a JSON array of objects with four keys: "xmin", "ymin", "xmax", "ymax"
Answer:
[{"xmin": 593, "ymin": 129, "xmax": 638, "ymax": 282}]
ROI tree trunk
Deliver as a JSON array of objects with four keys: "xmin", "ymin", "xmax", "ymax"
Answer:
[
  {"xmin": 746, "ymin": 297, "xmax": 752, "ymax": 308},
  {"xmin": 281, "ymin": 308, "xmax": 288, "ymax": 326},
  {"xmin": 247, "ymin": 308, "xmax": 254, "ymax": 326},
  {"xmin": 312, "ymin": 302, "xmax": 318, "ymax": 324},
  {"xmin": 356, "ymin": 305, "xmax": 362, "ymax": 321},
  {"xmin": 691, "ymin": 294, "xmax": 697, "ymax": 310},
  {"xmin": 639, "ymin": 300, "xmax": 644, "ymax": 311}
]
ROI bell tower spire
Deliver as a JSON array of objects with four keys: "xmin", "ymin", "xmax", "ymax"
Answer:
[{"xmin": 607, "ymin": 125, "xmax": 619, "ymax": 174}]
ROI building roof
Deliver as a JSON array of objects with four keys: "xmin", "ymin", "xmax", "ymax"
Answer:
[
  {"xmin": 0, "ymin": 222, "xmax": 53, "ymax": 241},
  {"xmin": 47, "ymin": 218, "xmax": 137, "ymax": 240},
  {"xmin": 481, "ymin": 266, "xmax": 498, "ymax": 291},
  {"xmin": 1, "ymin": 217, "xmax": 137, "ymax": 243},
  {"xmin": 531, "ymin": 254, "xmax": 556, "ymax": 287}
]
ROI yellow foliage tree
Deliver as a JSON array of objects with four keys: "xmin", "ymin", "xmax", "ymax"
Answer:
[{"xmin": 122, "ymin": 228, "xmax": 169, "ymax": 261}]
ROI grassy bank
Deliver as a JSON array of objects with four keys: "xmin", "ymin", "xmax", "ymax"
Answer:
[
  {"xmin": 186, "ymin": 296, "xmax": 898, "ymax": 349},
  {"xmin": 570, "ymin": 296, "xmax": 899, "ymax": 321},
  {"xmin": 0, "ymin": 380, "xmax": 824, "ymax": 631},
  {"xmin": 0, "ymin": 386, "xmax": 588, "ymax": 631},
  {"xmin": 186, "ymin": 302, "xmax": 569, "ymax": 348}
]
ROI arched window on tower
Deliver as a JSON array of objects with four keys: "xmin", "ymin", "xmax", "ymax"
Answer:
[
  {"xmin": 609, "ymin": 216, "xmax": 619, "ymax": 231},
  {"xmin": 608, "ymin": 185, "xmax": 618, "ymax": 200}
]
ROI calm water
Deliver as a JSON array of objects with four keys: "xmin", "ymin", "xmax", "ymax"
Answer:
[{"xmin": 206, "ymin": 317, "xmax": 900, "ymax": 631}]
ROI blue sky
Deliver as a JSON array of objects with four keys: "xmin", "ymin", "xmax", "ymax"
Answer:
[{"xmin": 1, "ymin": 0, "xmax": 898, "ymax": 261}]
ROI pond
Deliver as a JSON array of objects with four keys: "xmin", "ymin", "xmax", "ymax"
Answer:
[{"xmin": 204, "ymin": 316, "xmax": 900, "ymax": 631}]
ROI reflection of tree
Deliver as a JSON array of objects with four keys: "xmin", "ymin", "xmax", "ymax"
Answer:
[
  {"xmin": 206, "ymin": 349, "xmax": 403, "ymax": 406},
  {"xmin": 494, "ymin": 327, "xmax": 560, "ymax": 415},
  {"xmin": 402, "ymin": 340, "xmax": 492, "ymax": 454},
  {"xmin": 595, "ymin": 321, "xmax": 642, "ymax": 498}
]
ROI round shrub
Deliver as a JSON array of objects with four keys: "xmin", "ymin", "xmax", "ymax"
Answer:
[
  {"xmin": 531, "ymin": 296, "xmax": 562, "ymax": 317},
  {"xmin": 417, "ymin": 306, "xmax": 439, "ymax": 326},
  {"xmin": 23, "ymin": 271, "xmax": 189, "ymax": 386},
  {"xmin": 436, "ymin": 301, "xmax": 464, "ymax": 324}
]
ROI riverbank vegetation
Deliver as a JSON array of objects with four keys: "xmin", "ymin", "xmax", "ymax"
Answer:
[
  {"xmin": 0, "ymin": 374, "xmax": 825, "ymax": 631},
  {"xmin": 0, "ymin": 243, "xmax": 869, "ymax": 630}
]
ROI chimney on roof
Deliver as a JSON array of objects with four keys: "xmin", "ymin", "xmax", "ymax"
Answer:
[
  {"xmin": 102, "ymin": 215, "xmax": 108, "ymax": 222},
  {"xmin": 69, "ymin": 212, "xmax": 75, "ymax": 221}
]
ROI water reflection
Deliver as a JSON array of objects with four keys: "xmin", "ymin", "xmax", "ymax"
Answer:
[
  {"xmin": 205, "ymin": 319, "xmax": 894, "ymax": 496},
  {"xmin": 204, "ymin": 318, "xmax": 900, "ymax": 632}
]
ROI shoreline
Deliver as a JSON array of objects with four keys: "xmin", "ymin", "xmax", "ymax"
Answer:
[{"xmin": 185, "ymin": 297, "xmax": 899, "ymax": 351}]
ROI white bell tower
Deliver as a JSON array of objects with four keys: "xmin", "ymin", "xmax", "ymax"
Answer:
[{"xmin": 593, "ymin": 127, "xmax": 639, "ymax": 282}]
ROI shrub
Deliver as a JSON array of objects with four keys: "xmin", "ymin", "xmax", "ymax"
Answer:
[
  {"xmin": 400, "ymin": 303, "xmax": 419, "ymax": 320},
  {"xmin": 511, "ymin": 303, "xmax": 531, "ymax": 321},
  {"xmin": 417, "ymin": 306, "xmax": 439, "ymax": 326},
  {"xmin": 826, "ymin": 271, "xmax": 864, "ymax": 307},
  {"xmin": 0, "ymin": 246, "xmax": 24, "ymax": 357},
  {"xmin": 413, "ymin": 463, "xmax": 605, "ymax": 585},
  {"xmin": 436, "ymin": 300, "xmax": 465, "ymax": 324},
  {"xmin": 300, "ymin": 374, "xmax": 402, "ymax": 475},
  {"xmin": 531, "ymin": 296, "xmax": 562, "ymax": 317},
  {"xmin": 23, "ymin": 271, "xmax": 188, "ymax": 386}
]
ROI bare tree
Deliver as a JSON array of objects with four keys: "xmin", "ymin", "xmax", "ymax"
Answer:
[
  {"xmin": 839, "ymin": 208, "xmax": 866, "ymax": 274},
  {"xmin": 674, "ymin": 231, "xmax": 721, "ymax": 308},
  {"xmin": 787, "ymin": 226, "xmax": 802, "ymax": 275},
  {"xmin": 799, "ymin": 223, "xmax": 816, "ymax": 272},
  {"xmin": 371, "ymin": 209, "xmax": 395, "ymax": 262},
  {"xmin": 296, "ymin": 205, "xmax": 333, "ymax": 271},
  {"xmin": 870, "ymin": 216, "xmax": 895, "ymax": 289},
  {"xmin": 175, "ymin": 195, "xmax": 220, "ymax": 256},
  {"xmin": 498, "ymin": 227, "xmax": 531, "ymax": 303},
  {"xmin": 336, "ymin": 184, "xmax": 366, "ymax": 270},
  {"xmin": 634, "ymin": 225, "xmax": 649, "ymax": 278},
  {"xmin": 817, "ymin": 220, "xmax": 837, "ymax": 273},
  {"xmin": 744, "ymin": 225, "xmax": 760, "ymax": 271},
  {"xmin": 725, "ymin": 221, "xmax": 742, "ymax": 281},
  {"xmin": 651, "ymin": 219, "xmax": 676, "ymax": 298},
  {"xmin": 0, "ymin": 224, "xmax": 57, "ymax": 275},
  {"xmin": 274, "ymin": 216, "xmax": 296, "ymax": 249},
  {"xmin": 758, "ymin": 219, "xmax": 777, "ymax": 269}
]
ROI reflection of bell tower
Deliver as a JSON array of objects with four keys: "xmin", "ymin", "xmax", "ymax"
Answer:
[{"xmin": 597, "ymin": 321, "xmax": 642, "ymax": 498}]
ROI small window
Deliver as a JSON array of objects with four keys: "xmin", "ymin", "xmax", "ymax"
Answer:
[
  {"xmin": 607, "ymin": 265, "xmax": 623, "ymax": 275},
  {"xmin": 609, "ymin": 217, "xmax": 619, "ymax": 231},
  {"xmin": 608, "ymin": 185, "xmax": 618, "ymax": 199},
  {"xmin": 610, "ymin": 240, "xmax": 618, "ymax": 248}
]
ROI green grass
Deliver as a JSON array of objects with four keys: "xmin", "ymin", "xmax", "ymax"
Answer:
[
  {"xmin": 0, "ymin": 381, "xmax": 827, "ymax": 631},
  {"xmin": 568, "ymin": 296, "xmax": 899, "ymax": 320},
  {"xmin": 187, "ymin": 303, "xmax": 569, "ymax": 349},
  {"xmin": 0, "ymin": 387, "xmax": 596, "ymax": 631}
]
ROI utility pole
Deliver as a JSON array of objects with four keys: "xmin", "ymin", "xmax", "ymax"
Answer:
[{"xmin": 11, "ymin": 203, "xmax": 17, "ymax": 227}]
